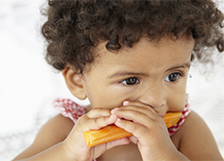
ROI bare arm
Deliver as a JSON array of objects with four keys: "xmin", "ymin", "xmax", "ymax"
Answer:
[
  {"xmin": 13, "ymin": 114, "xmax": 74, "ymax": 160},
  {"xmin": 178, "ymin": 110, "xmax": 223, "ymax": 160},
  {"xmin": 13, "ymin": 108, "xmax": 124, "ymax": 161}
]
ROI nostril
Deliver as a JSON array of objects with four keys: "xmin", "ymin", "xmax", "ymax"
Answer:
[
  {"xmin": 152, "ymin": 103, "xmax": 165, "ymax": 110},
  {"xmin": 154, "ymin": 104, "xmax": 168, "ymax": 116}
]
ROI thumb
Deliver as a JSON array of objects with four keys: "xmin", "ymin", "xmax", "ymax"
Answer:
[
  {"xmin": 129, "ymin": 135, "xmax": 139, "ymax": 144},
  {"xmin": 106, "ymin": 137, "xmax": 130, "ymax": 149},
  {"xmin": 92, "ymin": 137, "xmax": 130, "ymax": 159}
]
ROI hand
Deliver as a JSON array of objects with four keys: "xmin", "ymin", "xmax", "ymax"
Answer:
[
  {"xmin": 112, "ymin": 101, "xmax": 179, "ymax": 161},
  {"xmin": 62, "ymin": 108, "xmax": 130, "ymax": 161}
]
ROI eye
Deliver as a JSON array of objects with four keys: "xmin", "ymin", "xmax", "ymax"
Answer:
[
  {"xmin": 165, "ymin": 73, "xmax": 181, "ymax": 82},
  {"xmin": 121, "ymin": 77, "xmax": 140, "ymax": 85}
]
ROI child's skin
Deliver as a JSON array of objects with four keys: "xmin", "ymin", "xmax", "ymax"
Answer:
[{"xmin": 14, "ymin": 36, "xmax": 223, "ymax": 160}]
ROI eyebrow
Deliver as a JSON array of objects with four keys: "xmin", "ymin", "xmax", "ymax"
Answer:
[
  {"xmin": 166, "ymin": 62, "xmax": 191, "ymax": 72},
  {"xmin": 107, "ymin": 71, "xmax": 148, "ymax": 79},
  {"xmin": 107, "ymin": 62, "xmax": 191, "ymax": 79}
]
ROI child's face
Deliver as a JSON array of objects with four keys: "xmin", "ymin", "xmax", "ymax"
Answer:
[{"xmin": 81, "ymin": 36, "xmax": 195, "ymax": 115}]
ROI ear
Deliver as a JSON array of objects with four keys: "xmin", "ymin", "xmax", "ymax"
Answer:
[{"xmin": 62, "ymin": 66, "xmax": 87, "ymax": 100}]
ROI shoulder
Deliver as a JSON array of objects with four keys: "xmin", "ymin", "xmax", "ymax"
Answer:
[
  {"xmin": 33, "ymin": 114, "xmax": 74, "ymax": 149},
  {"xmin": 36, "ymin": 114, "xmax": 75, "ymax": 142},
  {"xmin": 177, "ymin": 110, "xmax": 223, "ymax": 160},
  {"xmin": 14, "ymin": 114, "xmax": 74, "ymax": 159}
]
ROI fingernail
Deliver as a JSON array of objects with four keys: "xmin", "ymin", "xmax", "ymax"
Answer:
[
  {"xmin": 111, "ymin": 108, "xmax": 119, "ymax": 114},
  {"xmin": 117, "ymin": 118, "xmax": 121, "ymax": 122},
  {"xmin": 115, "ymin": 118, "xmax": 122, "ymax": 125},
  {"xmin": 109, "ymin": 114, "xmax": 116, "ymax": 120},
  {"xmin": 123, "ymin": 101, "xmax": 129, "ymax": 106}
]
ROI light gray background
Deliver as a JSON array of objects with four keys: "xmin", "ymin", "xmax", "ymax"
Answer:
[{"xmin": 0, "ymin": 0, "xmax": 223, "ymax": 160}]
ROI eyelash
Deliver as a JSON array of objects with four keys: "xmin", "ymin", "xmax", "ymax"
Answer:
[
  {"xmin": 119, "ymin": 71, "xmax": 185, "ymax": 86},
  {"xmin": 164, "ymin": 72, "xmax": 185, "ymax": 82},
  {"xmin": 120, "ymin": 77, "xmax": 140, "ymax": 86}
]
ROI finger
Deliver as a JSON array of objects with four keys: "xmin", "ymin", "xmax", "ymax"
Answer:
[
  {"xmin": 112, "ymin": 105, "xmax": 157, "ymax": 122},
  {"xmin": 80, "ymin": 114, "xmax": 117, "ymax": 131},
  {"xmin": 87, "ymin": 108, "xmax": 111, "ymax": 118},
  {"xmin": 123, "ymin": 100, "xmax": 157, "ymax": 115},
  {"xmin": 115, "ymin": 118, "xmax": 148, "ymax": 140},
  {"xmin": 93, "ymin": 137, "xmax": 130, "ymax": 158},
  {"xmin": 112, "ymin": 108, "xmax": 156, "ymax": 127},
  {"xmin": 118, "ymin": 100, "xmax": 158, "ymax": 118},
  {"xmin": 129, "ymin": 135, "xmax": 138, "ymax": 144},
  {"xmin": 105, "ymin": 137, "xmax": 130, "ymax": 149},
  {"xmin": 114, "ymin": 107, "xmax": 166, "ymax": 131}
]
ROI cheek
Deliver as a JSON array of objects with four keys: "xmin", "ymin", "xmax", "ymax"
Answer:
[
  {"xmin": 85, "ymin": 85, "xmax": 130, "ymax": 109},
  {"xmin": 169, "ymin": 94, "xmax": 187, "ymax": 112},
  {"xmin": 83, "ymin": 76, "xmax": 129, "ymax": 109},
  {"xmin": 168, "ymin": 82, "xmax": 187, "ymax": 111}
]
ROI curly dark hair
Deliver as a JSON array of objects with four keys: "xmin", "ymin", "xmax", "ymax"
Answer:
[{"xmin": 41, "ymin": 0, "xmax": 224, "ymax": 73}]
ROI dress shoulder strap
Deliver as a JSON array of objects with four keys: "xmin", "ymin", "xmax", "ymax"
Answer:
[
  {"xmin": 54, "ymin": 98, "xmax": 86, "ymax": 123},
  {"xmin": 168, "ymin": 101, "xmax": 191, "ymax": 136}
]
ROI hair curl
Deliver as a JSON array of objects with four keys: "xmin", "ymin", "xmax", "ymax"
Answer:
[{"xmin": 41, "ymin": 0, "xmax": 224, "ymax": 73}]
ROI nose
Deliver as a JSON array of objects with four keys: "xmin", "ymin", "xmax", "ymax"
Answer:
[{"xmin": 138, "ymin": 84, "xmax": 168, "ymax": 114}]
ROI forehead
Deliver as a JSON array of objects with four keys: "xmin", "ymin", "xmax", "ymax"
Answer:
[
  {"xmin": 92, "ymin": 36, "xmax": 195, "ymax": 67},
  {"xmin": 81, "ymin": 36, "xmax": 195, "ymax": 82}
]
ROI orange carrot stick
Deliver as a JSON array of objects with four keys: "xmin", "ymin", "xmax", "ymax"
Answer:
[
  {"xmin": 163, "ymin": 112, "xmax": 182, "ymax": 128},
  {"xmin": 84, "ymin": 112, "xmax": 182, "ymax": 147}
]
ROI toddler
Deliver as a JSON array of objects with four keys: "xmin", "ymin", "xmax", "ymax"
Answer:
[{"xmin": 14, "ymin": 0, "xmax": 224, "ymax": 160}]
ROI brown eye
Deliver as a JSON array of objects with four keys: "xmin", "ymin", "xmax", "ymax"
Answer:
[
  {"xmin": 121, "ymin": 77, "xmax": 140, "ymax": 85},
  {"xmin": 165, "ymin": 73, "xmax": 180, "ymax": 82}
]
